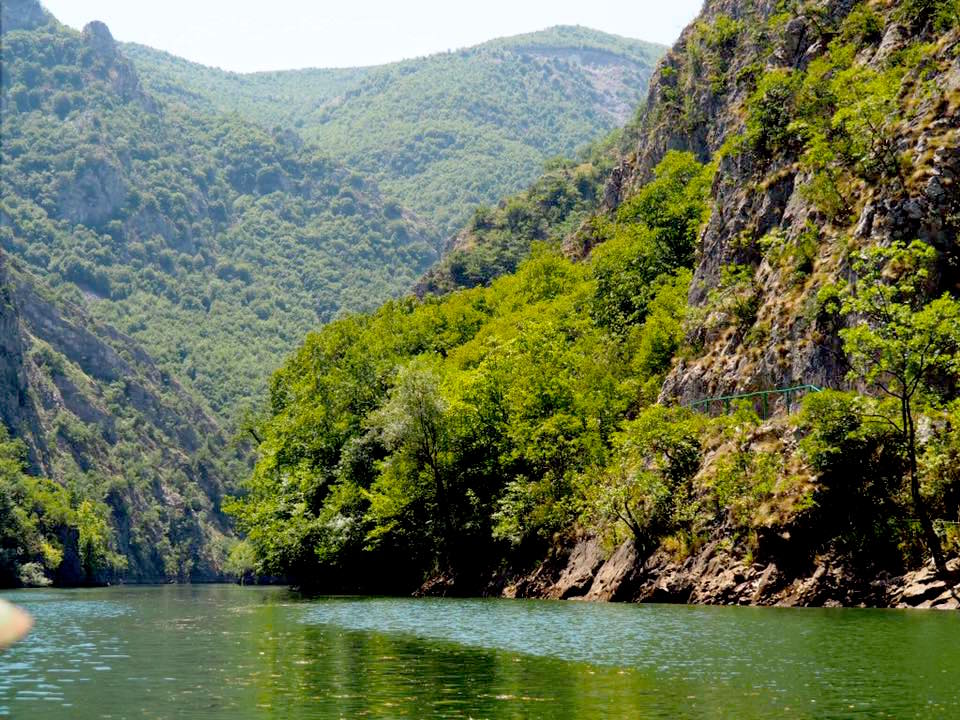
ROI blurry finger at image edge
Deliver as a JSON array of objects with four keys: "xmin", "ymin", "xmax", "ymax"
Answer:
[{"xmin": 0, "ymin": 598, "xmax": 32, "ymax": 649}]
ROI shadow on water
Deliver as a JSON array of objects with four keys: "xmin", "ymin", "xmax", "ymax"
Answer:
[{"xmin": 1, "ymin": 585, "xmax": 959, "ymax": 719}]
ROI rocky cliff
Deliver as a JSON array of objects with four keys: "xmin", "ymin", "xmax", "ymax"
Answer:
[
  {"xmin": 500, "ymin": 534, "xmax": 960, "ymax": 609},
  {"xmin": 606, "ymin": 0, "xmax": 960, "ymax": 404},
  {"xmin": 0, "ymin": 252, "xmax": 234, "ymax": 582},
  {"xmin": 408, "ymin": 0, "xmax": 960, "ymax": 608}
]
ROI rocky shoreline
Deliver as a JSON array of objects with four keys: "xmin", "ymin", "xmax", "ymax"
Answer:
[{"xmin": 487, "ymin": 537, "xmax": 960, "ymax": 610}]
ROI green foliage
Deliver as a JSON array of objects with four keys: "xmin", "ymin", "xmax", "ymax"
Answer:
[
  {"xmin": 840, "ymin": 4, "xmax": 884, "ymax": 44},
  {"xmin": 699, "ymin": 263, "xmax": 762, "ymax": 337},
  {"xmin": 921, "ymin": 401, "xmax": 960, "ymax": 553},
  {"xmin": 125, "ymin": 27, "xmax": 667, "ymax": 237},
  {"xmin": 583, "ymin": 406, "xmax": 703, "ymax": 553},
  {"xmin": 228, "ymin": 153, "xmax": 711, "ymax": 586},
  {"xmin": 423, "ymin": 158, "xmax": 609, "ymax": 293},
  {"xmin": 745, "ymin": 69, "xmax": 801, "ymax": 157},
  {"xmin": 0, "ymin": 425, "xmax": 122, "ymax": 587},
  {"xmin": 706, "ymin": 404, "xmax": 781, "ymax": 528},
  {"xmin": 590, "ymin": 152, "xmax": 712, "ymax": 334},
  {"xmin": 797, "ymin": 391, "xmax": 917, "ymax": 565},
  {"xmin": 224, "ymin": 539, "xmax": 257, "ymax": 582},
  {"xmin": 840, "ymin": 241, "xmax": 960, "ymax": 572},
  {"xmin": 760, "ymin": 225, "xmax": 818, "ymax": 280},
  {"xmin": 841, "ymin": 241, "xmax": 960, "ymax": 405},
  {"xmin": 630, "ymin": 270, "xmax": 693, "ymax": 397},
  {"xmin": 739, "ymin": 6, "xmax": 942, "ymax": 220},
  {"xmin": 0, "ymin": 19, "xmax": 438, "ymax": 422},
  {"xmin": 895, "ymin": 0, "xmax": 960, "ymax": 32},
  {"xmin": 700, "ymin": 15, "xmax": 744, "ymax": 51}
]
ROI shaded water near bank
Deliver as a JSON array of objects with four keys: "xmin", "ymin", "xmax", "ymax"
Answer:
[{"xmin": 1, "ymin": 585, "xmax": 958, "ymax": 718}]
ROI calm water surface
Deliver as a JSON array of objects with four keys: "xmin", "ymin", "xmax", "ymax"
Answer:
[{"xmin": 1, "ymin": 585, "xmax": 958, "ymax": 718}]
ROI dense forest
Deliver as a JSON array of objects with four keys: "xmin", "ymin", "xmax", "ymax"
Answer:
[
  {"xmin": 229, "ymin": 151, "xmax": 717, "ymax": 589},
  {"xmin": 0, "ymin": 254, "xmax": 239, "ymax": 586},
  {"xmin": 125, "ymin": 27, "xmax": 666, "ymax": 236},
  {"xmin": 230, "ymin": 0, "xmax": 960, "ymax": 606},
  {"xmin": 2, "ymin": 0, "xmax": 960, "ymax": 608},
  {"xmin": 0, "ymin": 2, "xmax": 665, "ymax": 588},
  {"xmin": 0, "ymin": 9, "xmax": 439, "ymax": 421}
]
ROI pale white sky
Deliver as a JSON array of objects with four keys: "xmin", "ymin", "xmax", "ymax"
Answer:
[{"xmin": 41, "ymin": 0, "xmax": 704, "ymax": 73}]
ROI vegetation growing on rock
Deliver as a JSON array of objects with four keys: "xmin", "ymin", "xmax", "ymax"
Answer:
[
  {"xmin": 233, "ymin": 0, "xmax": 960, "ymax": 601},
  {"xmin": 1, "ymin": 9, "xmax": 439, "ymax": 423}
]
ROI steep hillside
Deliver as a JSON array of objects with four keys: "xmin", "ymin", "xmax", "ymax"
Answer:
[
  {"xmin": 125, "ymin": 27, "xmax": 667, "ymax": 236},
  {"xmin": 415, "ymin": 105, "xmax": 650, "ymax": 295},
  {"xmin": 0, "ymin": 3, "xmax": 439, "ymax": 420},
  {"xmin": 234, "ymin": 0, "xmax": 960, "ymax": 608},
  {"xmin": 0, "ymin": 253, "xmax": 237, "ymax": 585},
  {"xmin": 618, "ymin": 0, "xmax": 960, "ymax": 405}
]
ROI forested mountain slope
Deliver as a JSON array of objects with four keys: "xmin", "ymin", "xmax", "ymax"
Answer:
[
  {"xmin": 0, "ymin": 253, "xmax": 237, "ymax": 586},
  {"xmin": 0, "ymin": 2, "xmax": 439, "ymax": 420},
  {"xmin": 234, "ymin": 0, "xmax": 960, "ymax": 608},
  {"xmin": 415, "ymin": 107, "xmax": 648, "ymax": 295},
  {"xmin": 124, "ymin": 27, "xmax": 667, "ymax": 236}
]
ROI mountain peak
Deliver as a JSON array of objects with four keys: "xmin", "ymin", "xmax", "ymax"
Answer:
[{"xmin": 82, "ymin": 20, "xmax": 118, "ymax": 57}]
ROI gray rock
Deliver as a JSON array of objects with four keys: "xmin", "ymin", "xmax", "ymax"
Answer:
[
  {"xmin": 583, "ymin": 541, "xmax": 639, "ymax": 601},
  {"xmin": 546, "ymin": 537, "xmax": 606, "ymax": 599}
]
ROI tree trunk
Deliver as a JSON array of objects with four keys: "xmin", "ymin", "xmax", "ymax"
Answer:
[{"xmin": 906, "ymin": 400, "xmax": 947, "ymax": 576}]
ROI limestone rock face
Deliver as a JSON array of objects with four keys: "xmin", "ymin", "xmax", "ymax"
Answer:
[
  {"xmin": 55, "ymin": 154, "xmax": 127, "ymax": 227},
  {"xmin": 583, "ymin": 541, "xmax": 639, "ymax": 602},
  {"xmin": 545, "ymin": 537, "xmax": 606, "ymax": 599},
  {"xmin": 0, "ymin": 254, "xmax": 230, "ymax": 582},
  {"xmin": 501, "ymin": 537, "xmax": 957, "ymax": 609},
  {"xmin": 81, "ymin": 21, "xmax": 150, "ymax": 104},
  {"xmin": 483, "ymin": 0, "xmax": 960, "ymax": 611},
  {"xmin": 892, "ymin": 560, "xmax": 960, "ymax": 610},
  {"xmin": 602, "ymin": 0, "xmax": 960, "ymax": 404}
]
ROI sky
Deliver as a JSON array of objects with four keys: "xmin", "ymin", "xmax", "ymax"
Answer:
[{"xmin": 41, "ymin": 0, "xmax": 705, "ymax": 73}]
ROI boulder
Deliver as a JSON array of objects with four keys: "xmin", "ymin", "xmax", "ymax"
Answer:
[
  {"xmin": 583, "ymin": 541, "xmax": 639, "ymax": 602},
  {"xmin": 545, "ymin": 537, "xmax": 605, "ymax": 599}
]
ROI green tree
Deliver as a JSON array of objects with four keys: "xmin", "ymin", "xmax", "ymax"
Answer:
[
  {"xmin": 586, "ymin": 406, "xmax": 703, "ymax": 552},
  {"xmin": 840, "ymin": 241, "xmax": 960, "ymax": 575},
  {"xmin": 591, "ymin": 152, "xmax": 710, "ymax": 334},
  {"xmin": 366, "ymin": 358, "xmax": 454, "ymax": 563}
]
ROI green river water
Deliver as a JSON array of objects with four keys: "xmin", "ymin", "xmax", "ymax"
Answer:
[{"xmin": 0, "ymin": 585, "xmax": 958, "ymax": 718}]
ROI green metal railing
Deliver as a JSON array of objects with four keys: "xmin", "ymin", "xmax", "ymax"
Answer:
[{"xmin": 688, "ymin": 384, "xmax": 823, "ymax": 419}]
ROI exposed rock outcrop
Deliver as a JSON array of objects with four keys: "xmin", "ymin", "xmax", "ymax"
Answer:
[
  {"xmin": 544, "ymin": 537, "xmax": 606, "ymax": 599},
  {"xmin": 0, "ymin": 253, "xmax": 231, "ymax": 582},
  {"xmin": 584, "ymin": 0, "xmax": 956, "ymax": 406},
  {"xmin": 582, "ymin": 541, "xmax": 640, "ymax": 601},
  {"xmin": 80, "ymin": 20, "xmax": 154, "ymax": 107},
  {"xmin": 501, "ymin": 540, "xmax": 958, "ymax": 610}
]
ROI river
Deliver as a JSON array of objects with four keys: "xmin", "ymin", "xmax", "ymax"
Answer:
[{"xmin": 1, "ymin": 585, "xmax": 958, "ymax": 718}]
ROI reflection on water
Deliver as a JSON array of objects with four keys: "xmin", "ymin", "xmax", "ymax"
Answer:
[{"xmin": 1, "ymin": 585, "xmax": 958, "ymax": 719}]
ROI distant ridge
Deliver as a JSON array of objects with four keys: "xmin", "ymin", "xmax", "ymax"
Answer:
[{"xmin": 124, "ymin": 27, "xmax": 667, "ymax": 236}]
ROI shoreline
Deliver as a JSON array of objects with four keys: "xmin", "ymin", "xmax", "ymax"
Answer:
[
  {"xmin": 8, "ymin": 550, "xmax": 957, "ymax": 612},
  {"xmin": 484, "ymin": 538, "xmax": 960, "ymax": 611}
]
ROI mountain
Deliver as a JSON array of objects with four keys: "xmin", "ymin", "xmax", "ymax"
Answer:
[
  {"xmin": 1, "ymin": 4, "xmax": 439, "ymax": 421},
  {"xmin": 415, "ymin": 106, "xmax": 648, "ymax": 295},
  {"xmin": 0, "ymin": 0, "xmax": 441, "ymax": 586},
  {"xmin": 233, "ymin": 0, "xmax": 960, "ymax": 608},
  {"xmin": 0, "ymin": 253, "xmax": 237, "ymax": 585},
  {"xmin": 124, "ymin": 27, "xmax": 667, "ymax": 236}
]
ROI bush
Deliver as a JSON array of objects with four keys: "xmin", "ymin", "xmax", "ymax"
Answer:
[
  {"xmin": 797, "ymin": 391, "xmax": 912, "ymax": 566},
  {"xmin": 745, "ymin": 69, "xmax": 800, "ymax": 157}
]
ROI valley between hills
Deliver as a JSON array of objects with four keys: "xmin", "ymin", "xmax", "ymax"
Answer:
[{"xmin": 2, "ymin": 0, "xmax": 959, "ymax": 613}]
